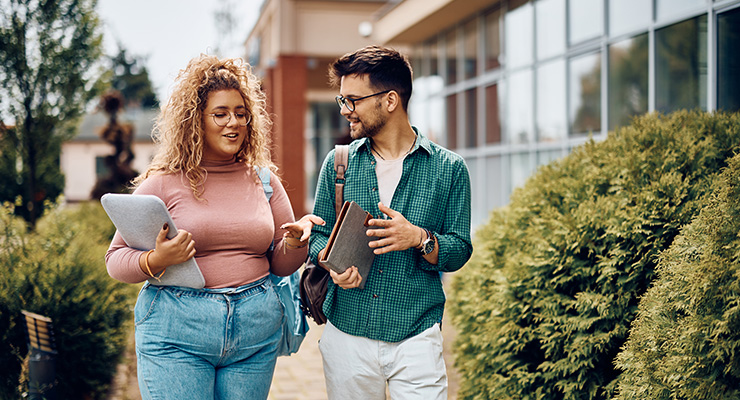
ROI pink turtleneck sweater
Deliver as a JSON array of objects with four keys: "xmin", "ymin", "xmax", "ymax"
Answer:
[{"xmin": 105, "ymin": 160, "xmax": 306, "ymax": 288}]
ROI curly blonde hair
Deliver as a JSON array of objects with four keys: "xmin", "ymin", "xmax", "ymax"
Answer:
[{"xmin": 133, "ymin": 54, "xmax": 274, "ymax": 197}]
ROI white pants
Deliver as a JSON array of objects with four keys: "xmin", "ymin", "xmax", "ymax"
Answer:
[{"xmin": 319, "ymin": 321, "xmax": 448, "ymax": 400}]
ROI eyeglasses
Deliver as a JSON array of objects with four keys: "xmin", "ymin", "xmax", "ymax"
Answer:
[
  {"xmin": 335, "ymin": 90, "xmax": 391, "ymax": 112},
  {"xmin": 206, "ymin": 111, "xmax": 251, "ymax": 127}
]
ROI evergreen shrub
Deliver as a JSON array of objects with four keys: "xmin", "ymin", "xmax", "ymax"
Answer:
[
  {"xmin": 449, "ymin": 110, "xmax": 740, "ymax": 400},
  {"xmin": 0, "ymin": 201, "xmax": 136, "ymax": 399},
  {"xmin": 614, "ymin": 153, "xmax": 740, "ymax": 399}
]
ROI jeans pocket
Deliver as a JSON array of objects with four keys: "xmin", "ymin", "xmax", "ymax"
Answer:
[{"xmin": 134, "ymin": 285, "xmax": 161, "ymax": 326}]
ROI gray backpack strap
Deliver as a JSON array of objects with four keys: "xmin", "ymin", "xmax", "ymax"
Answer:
[
  {"xmin": 334, "ymin": 145, "xmax": 349, "ymax": 215},
  {"xmin": 255, "ymin": 166, "xmax": 273, "ymax": 202},
  {"xmin": 255, "ymin": 166, "xmax": 274, "ymax": 251}
]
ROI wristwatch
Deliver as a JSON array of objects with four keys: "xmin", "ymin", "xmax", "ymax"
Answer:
[{"xmin": 420, "ymin": 228, "xmax": 435, "ymax": 255}]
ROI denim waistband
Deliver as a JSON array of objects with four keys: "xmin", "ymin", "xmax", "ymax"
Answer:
[{"xmin": 146, "ymin": 275, "xmax": 271, "ymax": 298}]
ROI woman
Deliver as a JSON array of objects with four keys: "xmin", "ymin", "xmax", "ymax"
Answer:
[{"xmin": 105, "ymin": 54, "xmax": 322, "ymax": 399}]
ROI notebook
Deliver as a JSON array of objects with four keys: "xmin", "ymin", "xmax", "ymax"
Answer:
[
  {"xmin": 101, "ymin": 193, "xmax": 205, "ymax": 288},
  {"xmin": 319, "ymin": 201, "xmax": 377, "ymax": 289}
]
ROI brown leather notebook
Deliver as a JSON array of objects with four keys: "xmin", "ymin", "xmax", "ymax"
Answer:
[{"xmin": 319, "ymin": 201, "xmax": 377, "ymax": 289}]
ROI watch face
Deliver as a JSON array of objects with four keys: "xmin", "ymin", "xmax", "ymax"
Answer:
[{"xmin": 422, "ymin": 238, "xmax": 434, "ymax": 255}]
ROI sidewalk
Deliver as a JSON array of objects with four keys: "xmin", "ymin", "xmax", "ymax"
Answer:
[
  {"xmin": 268, "ymin": 315, "xmax": 460, "ymax": 400},
  {"xmin": 108, "ymin": 293, "xmax": 460, "ymax": 400}
]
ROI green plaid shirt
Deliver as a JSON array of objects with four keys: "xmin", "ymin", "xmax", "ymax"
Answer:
[{"xmin": 309, "ymin": 128, "xmax": 472, "ymax": 342}]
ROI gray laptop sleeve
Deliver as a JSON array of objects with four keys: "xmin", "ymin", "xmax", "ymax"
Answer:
[{"xmin": 101, "ymin": 193, "xmax": 205, "ymax": 288}]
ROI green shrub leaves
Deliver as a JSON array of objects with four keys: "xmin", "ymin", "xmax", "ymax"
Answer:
[
  {"xmin": 0, "ymin": 201, "xmax": 136, "ymax": 399},
  {"xmin": 450, "ymin": 111, "xmax": 740, "ymax": 400}
]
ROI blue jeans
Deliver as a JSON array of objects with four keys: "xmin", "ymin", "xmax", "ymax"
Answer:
[{"xmin": 134, "ymin": 276, "xmax": 283, "ymax": 400}]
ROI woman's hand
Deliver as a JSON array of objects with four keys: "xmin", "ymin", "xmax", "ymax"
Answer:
[
  {"xmin": 143, "ymin": 224, "xmax": 196, "ymax": 274},
  {"xmin": 280, "ymin": 214, "xmax": 326, "ymax": 244}
]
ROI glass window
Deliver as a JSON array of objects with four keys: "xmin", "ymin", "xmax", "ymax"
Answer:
[
  {"xmin": 536, "ymin": 0, "xmax": 566, "ymax": 60},
  {"xmin": 446, "ymin": 30, "xmax": 458, "ymax": 84},
  {"xmin": 486, "ymin": 83, "xmax": 502, "ymax": 144},
  {"xmin": 657, "ymin": 0, "xmax": 705, "ymax": 21},
  {"xmin": 510, "ymin": 152, "xmax": 534, "ymax": 191},
  {"xmin": 538, "ymin": 149, "xmax": 564, "ymax": 167},
  {"xmin": 505, "ymin": 3, "xmax": 533, "ymax": 69},
  {"xmin": 430, "ymin": 39, "xmax": 440, "ymax": 78},
  {"xmin": 569, "ymin": 52, "xmax": 602, "ymax": 135},
  {"xmin": 609, "ymin": 0, "xmax": 651, "ymax": 37},
  {"xmin": 718, "ymin": 7, "xmax": 740, "ymax": 112},
  {"xmin": 411, "ymin": 46, "xmax": 425, "ymax": 79},
  {"xmin": 608, "ymin": 34, "xmax": 649, "ymax": 130},
  {"xmin": 96, "ymin": 156, "xmax": 110, "ymax": 178},
  {"xmin": 536, "ymin": 59, "xmax": 567, "ymax": 142},
  {"xmin": 569, "ymin": 0, "xmax": 604, "ymax": 44},
  {"xmin": 485, "ymin": 8, "xmax": 501, "ymax": 70},
  {"xmin": 429, "ymin": 93, "xmax": 445, "ymax": 142},
  {"xmin": 507, "ymin": 69, "xmax": 534, "ymax": 143},
  {"xmin": 486, "ymin": 155, "xmax": 505, "ymax": 210},
  {"xmin": 447, "ymin": 94, "xmax": 458, "ymax": 149},
  {"xmin": 463, "ymin": 19, "xmax": 478, "ymax": 80},
  {"xmin": 465, "ymin": 88, "xmax": 477, "ymax": 148},
  {"xmin": 655, "ymin": 16, "xmax": 708, "ymax": 113}
]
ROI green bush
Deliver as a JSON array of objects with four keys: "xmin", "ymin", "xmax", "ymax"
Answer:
[
  {"xmin": 449, "ymin": 110, "xmax": 740, "ymax": 400},
  {"xmin": 614, "ymin": 153, "xmax": 740, "ymax": 399},
  {"xmin": 0, "ymin": 201, "xmax": 137, "ymax": 400}
]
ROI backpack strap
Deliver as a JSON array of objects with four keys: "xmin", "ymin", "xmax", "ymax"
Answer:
[
  {"xmin": 255, "ymin": 166, "xmax": 273, "ymax": 202},
  {"xmin": 334, "ymin": 145, "xmax": 349, "ymax": 215},
  {"xmin": 255, "ymin": 166, "xmax": 274, "ymax": 251}
]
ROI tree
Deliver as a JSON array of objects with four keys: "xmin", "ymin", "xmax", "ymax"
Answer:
[
  {"xmin": 109, "ymin": 46, "xmax": 158, "ymax": 108},
  {"xmin": 0, "ymin": 0, "xmax": 105, "ymax": 227}
]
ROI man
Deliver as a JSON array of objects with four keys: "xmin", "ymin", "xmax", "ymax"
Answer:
[{"xmin": 308, "ymin": 45, "xmax": 472, "ymax": 399}]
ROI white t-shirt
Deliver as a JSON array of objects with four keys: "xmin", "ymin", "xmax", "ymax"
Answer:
[{"xmin": 375, "ymin": 155, "xmax": 406, "ymax": 213}]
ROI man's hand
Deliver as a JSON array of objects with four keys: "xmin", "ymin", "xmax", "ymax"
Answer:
[
  {"xmin": 330, "ymin": 266, "xmax": 363, "ymax": 289},
  {"xmin": 366, "ymin": 202, "xmax": 423, "ymax": 255}
]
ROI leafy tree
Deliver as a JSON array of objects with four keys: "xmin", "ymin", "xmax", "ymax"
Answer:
[
  {"xmin": 109, "ymin": 46, "xmax": 158, "ymax": 108},
  {"xmin": 0, "ymin": 0, "xmax": 106, "ymax": 227}
]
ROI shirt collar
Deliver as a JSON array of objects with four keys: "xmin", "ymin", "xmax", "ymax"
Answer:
[{"xmin": 358, "ymin": 126, "xmax": 432, "ymax": 156}]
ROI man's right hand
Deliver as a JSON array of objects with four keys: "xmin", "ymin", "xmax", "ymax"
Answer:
[{"xmin": 329, "ymin": 266, "xmax": 362, "ymax": 289}]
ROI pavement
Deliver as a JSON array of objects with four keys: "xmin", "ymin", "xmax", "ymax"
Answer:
[
  {"xmin": 108, "ymin": 275, "xmax": 461, "ymax": 400},
  {"xmin": 268, "ymin": 316, "xmax": 460, "ymax": 400},
  {"xmin": 108, "ymin": 316, "xmax": 460, "ymax": 400}
]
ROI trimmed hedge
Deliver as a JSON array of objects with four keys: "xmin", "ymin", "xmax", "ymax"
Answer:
[
  {"xmin": 449, "ymin": 110, "xmax": 740, "ymax": 400},
  {"xmin": 0, "ymin": 201, "xmax": 137, "ymax": 399},
  {"xmin": 615, "ymin": 153, "xmax": 740, "ymax": 399}
]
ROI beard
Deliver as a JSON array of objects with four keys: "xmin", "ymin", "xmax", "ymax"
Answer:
[{"xmin": 349, "ymin": 104, "xmax": 387, "ymax": 139}]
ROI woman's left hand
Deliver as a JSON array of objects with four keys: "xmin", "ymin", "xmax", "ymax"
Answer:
[{"xmin": 280, "ymin": 214, "xmax": 326, "ymax": 243}]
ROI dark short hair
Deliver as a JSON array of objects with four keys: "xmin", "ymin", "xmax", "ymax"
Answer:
[{"xmin": 329, "ymin": 45, "xmax": 413, "ymax": 111}]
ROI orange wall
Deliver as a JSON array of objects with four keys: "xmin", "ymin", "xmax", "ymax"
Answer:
[{"xmin": 265, "ymin": 54, "xmax": 308, "ymax": 217}]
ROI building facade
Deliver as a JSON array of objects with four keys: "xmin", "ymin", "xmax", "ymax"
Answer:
[
  {"xmin": 245, "ymin": 0, "xmax": 388, "ymax": 217},
  {"xmin": 61, "ymin": 109, "xmax": 157, "ymax": 202},
  {"xmin": 248, "ymin": 0, "xmax": 740, "ymax": 227}
]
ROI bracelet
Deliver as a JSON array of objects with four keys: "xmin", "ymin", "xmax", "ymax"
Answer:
[
  {"xmin": 144, "ymin": 250, "xmax": 166, "ymax": 281},
  {"xmin": 416, "ymin": 227, "xmax": 425, "ymax": 249},
  {"xmin": 285, "ymin": 239, "xmax": 308, "ymax": 249},
  {"xmin": 283, "ymin": 238, "xmax": 307, "ymax": 254}
]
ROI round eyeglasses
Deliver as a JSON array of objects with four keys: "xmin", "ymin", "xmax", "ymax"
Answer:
[
  {"xmin": 206, "ymin": 111, "xmax": 251, "ymax": 127},
  {"xmin": 335, "ymin": 90, "xmax": 391, "ymax": 112}
]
